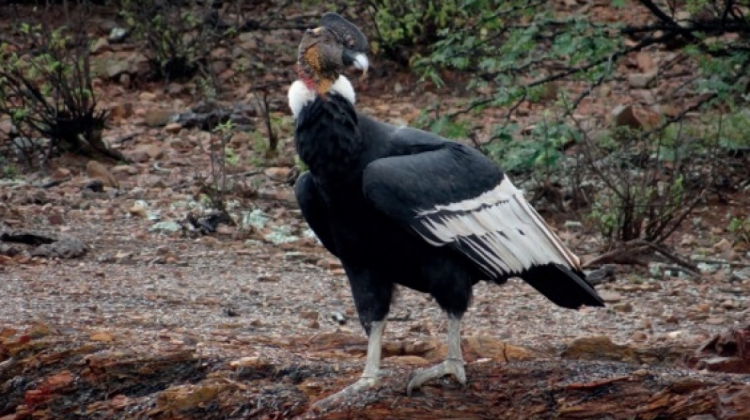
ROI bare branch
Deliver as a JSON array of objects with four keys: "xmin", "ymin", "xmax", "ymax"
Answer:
[{"xmin": 635, "ymin": 0, "xmax": 700, "ymax": 42}]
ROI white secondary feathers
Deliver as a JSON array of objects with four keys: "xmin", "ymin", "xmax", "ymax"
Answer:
[
  {"xmin": 414, "ymin": 177, "xmax": 581, "ymax": 277},
  {"xmin": 288, "ymin": 75, "xmax": 356, "ymax": 119}
]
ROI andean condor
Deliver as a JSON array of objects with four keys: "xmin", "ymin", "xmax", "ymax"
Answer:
[{"xmin": 288, "ymin": 13, "xmax": 605, "ymax": 407}]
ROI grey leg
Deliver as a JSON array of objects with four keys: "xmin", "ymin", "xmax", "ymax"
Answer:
[
  {"xmin": 407, "ymin": 315, "xmax": 466, "ymax": 395},
  {"xmin": 313, "ymin": 320, "xmax": 386, "ymax": 409}
]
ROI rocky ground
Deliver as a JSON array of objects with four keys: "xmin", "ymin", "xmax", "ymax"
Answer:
[{"xmin": 1, "ymin": 1, "xmax": 750, "ymax": 419}]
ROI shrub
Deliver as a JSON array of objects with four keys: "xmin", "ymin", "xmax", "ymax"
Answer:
[
  {"xmin": 366, "ymin": 0, "xmax": 481, "ymax": 63},
  {"xmin": 728, "ymin": 216, "xmax": 750, "ymax": 245},
  {"xmin": 399, "ymin": 0, "xmax": 750, "ymax": 246},
  {"xmin": 119, "ymin": 0, "xmax": 235, "ymax": 81},
  {"xmin": 0, "ymin": 5, "xmax": 121, "ymax": 167}
]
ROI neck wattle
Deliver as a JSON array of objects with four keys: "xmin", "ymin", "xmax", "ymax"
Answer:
[
  {"xmin": 296, "ymin": 63, "xmax": 338, "ymax": 98},
  {"xmin": 297, "ymin": 64, "xmax": 316, "ymax": 91}
]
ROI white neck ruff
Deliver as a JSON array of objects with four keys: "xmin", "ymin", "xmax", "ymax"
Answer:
[{"xmin": 288, "ymin": 75, "xmax": 356, "ymax": 119}]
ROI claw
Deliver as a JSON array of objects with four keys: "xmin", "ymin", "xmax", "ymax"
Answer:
[
  {"xmin": 312, "ymin": 376, "xmax": 379, "ymax": 411},
  {"xmin": 406, "ymin": 358, "xmax": 466, "ymax": 396}
]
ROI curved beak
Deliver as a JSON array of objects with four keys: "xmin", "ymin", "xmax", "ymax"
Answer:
[
  {"xmin": 344, "ymin": 50, "xmax": 369, "ymax": 75},
  {"xmin": 352, "ymin": 52, "xmax": 369, "ymax": 74}
]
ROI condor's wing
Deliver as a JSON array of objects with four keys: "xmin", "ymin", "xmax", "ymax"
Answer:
[
  {"xmin": 295, "ymin": 171, "xmax": 339, "ymax": 257},
  {"xmin": 362, "ymin": 138, "xmax": 603, "ymax": 309}
]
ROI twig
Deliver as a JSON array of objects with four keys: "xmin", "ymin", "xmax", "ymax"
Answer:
[
  {"xmin": 228, "ymin": 170, "xmax": 262, "ymax": 178},
  {"xmin": 40, "ymin": 177, "xmax": 70, "ymax": 189},
  {"xmin": 641, "ymin": 93, "xmax": 718, "ymax": 138},
  {"xmin": 152, "ymin": 162, "xmax": 171, "ymax": 174},
  {"xmin": 583, "ymin": 244, "xmax": 650, "ymax": 268},
  {"xmin": 456, "ymin": 31, "xmax": 678, "ymax": 118},
  {"xmin": 117, "ymin": 134, "xmax": 138, "ymax": 145},
  {"xmin": 467, "ymin": 132, "xmax": 484, "ymax": 151},
  {"xmin": 643, "ymin": 245, "xmax": 698, "ymax": 275},
  {"xmin": 651, "ymin": 187, "xmax": 707, "ymax": 244},
  {"xmin": 565, "ymin": 105, "xmax": 629, "ymax": 204},
  {"xmin": 662, "ymin": 265, "xmax": 701, "ymax": 276},
  {"xmin": 636, "ymin": 0, "xmax": 700, "ymax": 42},
  {"xmin": 690, "ymin": 259, "xmax": 750, "ymax": 268},
  {"xmin": 583, "ymin": 239, "xmax": 701, "ymax": 277}
]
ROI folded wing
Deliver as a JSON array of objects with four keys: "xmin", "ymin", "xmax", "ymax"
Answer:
[{"xmin": 363, "ymin": 139, "xmax": 603, "ymax": 308}]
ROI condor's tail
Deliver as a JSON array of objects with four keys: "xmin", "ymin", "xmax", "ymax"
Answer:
[{"xmin": 519, "ymin": 264, "xmax": 604, "ymax": 309}]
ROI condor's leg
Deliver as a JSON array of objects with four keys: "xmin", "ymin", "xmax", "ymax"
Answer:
[
  {"xmin": 407, "ymin": 267, "xmax": 471, "ymax": 395},
  {"xmin": 407, "ymin": 314, "xmax": 466, "ymax": 395},
  {"xmin": 313, "ymin": 268, "xmax": 393, "ymax": 409}
]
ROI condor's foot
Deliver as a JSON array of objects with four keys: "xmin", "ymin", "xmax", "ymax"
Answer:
[
  {"xmin": 406, "ymin": 358, "xmax": 466, "ymax": 396},
  {"xmin": 312, "ymin": 320, "xmax": 387, "ymax": 412},
  {"xmin": 312, "ymin": 375, "xmax": 380, "ymax": 411}
]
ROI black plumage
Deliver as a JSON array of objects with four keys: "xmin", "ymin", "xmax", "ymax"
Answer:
[
  {"xmin": 295, "ymin": 92, "xmax": 603, "ymax": 328},
  {"xmin": 289, "ymin": 13, "xmax": 604, "ymax": 405}
]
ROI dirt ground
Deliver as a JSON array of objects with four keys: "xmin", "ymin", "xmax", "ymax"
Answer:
[
  {"xmin": 1, "ymin": 213, "xmax": 749, "ymax": 419},
  {"xmin": 1, "ymin": 1, "xmax": 750, "ymax": 419}
]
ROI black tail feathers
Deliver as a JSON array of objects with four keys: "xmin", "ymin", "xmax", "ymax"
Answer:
[{"xmin": 519, "ymin": 264, "xmax": 605, "ymax": 309}]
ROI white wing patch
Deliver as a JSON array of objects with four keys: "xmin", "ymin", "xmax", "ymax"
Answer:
[{"xmin": 414, "ymin": 177, "xmax": 580, "ymax": 277}]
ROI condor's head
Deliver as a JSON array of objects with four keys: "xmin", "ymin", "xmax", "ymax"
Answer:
[{"xmin": 289, "ymin": 13, "xmax": 369, "ymax": 118}]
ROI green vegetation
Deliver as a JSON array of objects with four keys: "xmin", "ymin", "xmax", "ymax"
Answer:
[
  {"xmin": 728, "ymin": 216, "xmax": 750, "ymax": 245},
  {"xmin": 0, "ymin": 0, "xmax": 747, "ymax": 249},
  {"xmin": 0, "ymin": 155, "xmax": 18, "ymax": 179},
  {"xmin": 225, "ymin": 146, "xmax": 240, "ymax": 167},
  {"xmin": 367, "ymin": 0, "xmax": 750, "ymax": 246},
  {"xmin": 198, "ymin": 119, "xmax": 237, "ymax": 211},
  {"xmin": 119, "ymin": 0, "xmax": 235, "ymax": 81},
  {"xmin": 369, "ymin": 0, "xmax": 480, "ymax": 62}
]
